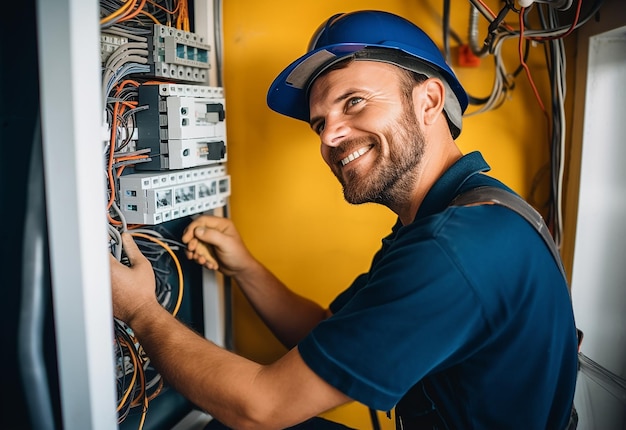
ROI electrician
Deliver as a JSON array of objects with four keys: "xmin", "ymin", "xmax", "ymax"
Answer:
[{"xmin": 110, "ymin": 10, "xmax": 579, "ymax": 430}]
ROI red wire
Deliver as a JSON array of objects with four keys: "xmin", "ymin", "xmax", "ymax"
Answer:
[
  {"xmin": 530, "ymin": 0, "xmax": 583, "ymax": 41},
  {"xmin": 518, "ymin": 8, "xmax": 547, "ymax": 115}
]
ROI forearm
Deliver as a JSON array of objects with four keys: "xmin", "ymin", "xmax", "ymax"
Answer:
[
  {"xmin": 128, "ymin": 302, "xmax": 272, "ymax": 429},
  {"xmin": 127, "ymin": 302, "xmax": 349, "ymax": 429},
  {"xmin": 181, "ymin": 217, "xmax": 328, "ymax": 347},
  {"xmin": 233, "ymin": 259, "xmax": 328, "ymax": 348}
]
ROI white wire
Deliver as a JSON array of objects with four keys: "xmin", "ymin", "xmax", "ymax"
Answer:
[
  {"xmin": 545, "ymin": 6, "xmax": 567, "ymax": 248},
  {"xmin": 110, "ymin": 201, "xmax": 128, "ymax": 232},
  {"xmin": 465, "ymin": 32, "xmax": 518, "ymax": 116},
  {"xmin": 103, "ymin": 62, "xmax": 150, "ymax": 103},
  {"xmin": 109, "ymin": 224, "xmax": 123, "ymax": 260}
]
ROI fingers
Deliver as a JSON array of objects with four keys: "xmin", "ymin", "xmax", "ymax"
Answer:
[
  {"xmin": 110, "ymin": 234, "xmax": 157, "ymax": 323},
  {"xmin": 182, "ymin": 215, "xmax": 231, "ymax": 244},
  {"xmin": 190, "ymin": 228, "xmax": 220, "ymax": 270},
  {"xmin": 182, "ymin": 216, "xmax": 231, "ymax": 271}
]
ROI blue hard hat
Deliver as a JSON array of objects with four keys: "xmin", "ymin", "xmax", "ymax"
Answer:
[{"xmin": 266, "ymin": 10, "xmax": 469, "ymax": 137}]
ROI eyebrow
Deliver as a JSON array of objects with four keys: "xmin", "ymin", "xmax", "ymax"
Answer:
[{"xmin": 309, "ymin": 89, "xmax": 361, "ymax": 128}]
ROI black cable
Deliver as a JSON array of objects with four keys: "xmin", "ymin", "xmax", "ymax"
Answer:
[
  {"xmin": 17, "ymin": 114, "xmax": 55, "ymax": 430},
  {"xmin": 488, "ymin": 3, "xmax": 512, "ymax": 35},
  {"xmin": 369, "ymin": 408, "xmax": 381, "ymax": 430},
  {"xmin": 468, "ymin": 93, "xmax": 493, "ymax": 106},
  {"xmin": 443, "ymin": 0, "xmax": 451, "ymax": 62},
  {"xmin": 480, "ymin": 3, "xmax": 512, "ymax": 53}
]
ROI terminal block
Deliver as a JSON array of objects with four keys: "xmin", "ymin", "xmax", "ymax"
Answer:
[
  {"xmin": 119, "ymin": 165, "xmax": 230, "ymax": 225},
  {"xmin": 136, "ymin": 83, "xmax": 227, "ymax": 170},
  {"xmin": 101, "ymin": 32, "xmax": 129, "ymax": 63},
  {"xmin": 147, "ymin": 24, "xmax": 211, "ymax": 83}
]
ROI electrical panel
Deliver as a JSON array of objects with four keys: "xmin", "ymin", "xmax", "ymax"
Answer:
[{"xmin": 99, "ymin": 3, "xmax": 229, "ymax": 426}]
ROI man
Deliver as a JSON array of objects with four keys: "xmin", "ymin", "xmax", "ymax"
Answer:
[{"xmin": 110, "ymin": 10, "xmax": 579, "ymax": 430}]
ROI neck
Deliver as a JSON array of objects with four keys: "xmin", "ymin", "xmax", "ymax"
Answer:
[{"xmin": 394, "ymin": 139, "xmax": 462, "ymax": 225}]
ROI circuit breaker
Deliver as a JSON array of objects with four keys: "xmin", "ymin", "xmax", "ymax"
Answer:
[
  {"xmin": 136, "ymin": 83, "xmax": 227, "ymax": 170},
  {"xmin": 119, "ymin": 165, "xmax": 230, "ymax": 224},
  {"xmin": 147, "ymin": 24, "xmax": 211, "ymax": 83}
]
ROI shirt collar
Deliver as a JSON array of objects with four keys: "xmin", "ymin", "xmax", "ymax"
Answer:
[{"xmin": 414, "ymin": 151, "xmax": 491, "ymax": 221}]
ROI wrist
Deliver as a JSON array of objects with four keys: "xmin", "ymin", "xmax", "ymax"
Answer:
[
  {"xmin": 124, "ymin": 299, "xmax": 165, "ymax": 330},
  {"xmin": 232, "ymin": 257, "xmax": 266, "ymax": 285}
]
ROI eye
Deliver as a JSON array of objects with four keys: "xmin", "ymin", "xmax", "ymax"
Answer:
[
  {"xmin": 346, "ymin": 96, "xmax": 364, "ymax": 109},
  {"xmin": 312, "ymin": 120, "xmax": 325, "ymax": 135}
]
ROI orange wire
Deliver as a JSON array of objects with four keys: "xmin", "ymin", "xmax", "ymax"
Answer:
[
  {"xmin": 117, "ymin": 0, "xmax": 148, "ymax": 22},
  {"xmin": 142, "ymin": 80, "xmax": 176, "ymax": 85},
  {"xmin": 108, "ymin": 214, "xmax": 123, "ymax": 225},
  {"xmin": 147, "ymin": 377, "xmax": 164, "ymax": 401},
  {"xmin": 107, "ymin": 80, "xmax": 140, "ymax": 210},
  {"xmin": 130, "ymin": 232, "xmax": 185, "ymax": 317},
  {"xmin": 175, "ymin": 0, "xmax": 189, "ymax": 31},
  {"xmin": 116, "ymin": 336, "xmax": 139, "ymax": 412},
  {"xmin": 101, "ymin": 0, "xmax": 137, "ymax": 26},
  {"xmin": 121, "ymin": 100, "xmax": 138, "ymax": 109},
  {"xmin": 130, "ymin": 358, "xmax": 147, "ymax": 407},
  {"xmin": 147, "ymin": 0, "xmax": 181, "ymax": 15},
  {"xmin": 107, "ymin": 101, "xmax": 120, "ymax": 210},
  {"xmin": 139, "ymin": 10, "xmax": 160, "ymax": 25},
  {"xmin": 116, "ymin": 155, "xmax": 150, "ymax": 162}
]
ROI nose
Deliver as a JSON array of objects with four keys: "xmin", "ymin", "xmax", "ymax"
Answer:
[{"xmin": 319, "ymin": 115, "xmax": 349, "ymax": 148}]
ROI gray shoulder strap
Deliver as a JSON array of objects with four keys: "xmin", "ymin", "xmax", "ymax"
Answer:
[{"xmin": 451, "ymin": 186, "xmax": 566, "ymax": 279}]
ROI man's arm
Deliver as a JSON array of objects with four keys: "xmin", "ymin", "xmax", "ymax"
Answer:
[
  {"xmin": 125, "ymin": 302, "xmax": 349, "ymax": 429},
  {"xmin": 110, "ymin": 233, "xmax": 349, "ymax": 429},
  {"xmin": 181, "ymin": 216, "xmax": 330, "ymax": 348}
]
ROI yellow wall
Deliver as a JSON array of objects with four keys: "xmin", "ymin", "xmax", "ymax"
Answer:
[{"xmin": 222, "ymin": 1, "xmax": 552, "ymax": 428}]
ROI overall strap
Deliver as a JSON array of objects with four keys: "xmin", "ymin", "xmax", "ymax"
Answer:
[
  {"xmin": 390, "ymin": 187, "xmax": 570, "ymax": 430},
  {"xmin": 453, "ymin": 186, "xmax": 580, "ymax": 430},
  {"xmin": 450, "ymin": 186, "xmax": 566, "ymax": 280}
]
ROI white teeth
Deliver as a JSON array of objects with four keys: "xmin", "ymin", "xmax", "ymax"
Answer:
[{"xmin": 341, "ymin": 147, "xmax": 370, "ymax": 166}]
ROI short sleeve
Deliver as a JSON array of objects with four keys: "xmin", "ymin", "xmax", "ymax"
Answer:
[{"xmin": 298, "ymin": 234, "xmax": 490, "ymax": 411}]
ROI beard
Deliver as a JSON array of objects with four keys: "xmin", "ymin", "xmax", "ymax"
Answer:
[{"xmin": 331, "ymin": 106, "xmax": 426, "ymax": 208}]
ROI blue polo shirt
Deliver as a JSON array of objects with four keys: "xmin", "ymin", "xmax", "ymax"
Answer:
[{"xmin": 298, "ymin": 151, "xmax": 578, "ymax": 429}]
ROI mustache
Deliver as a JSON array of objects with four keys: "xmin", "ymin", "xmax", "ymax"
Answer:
[{"xmin": 328, "ymin": 136, "xmax": 376, "ymax": 165}]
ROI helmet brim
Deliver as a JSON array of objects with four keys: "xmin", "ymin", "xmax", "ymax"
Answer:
[{"xmin": 266, "ymin": 42, "xmax": 469, "ymax": 125}]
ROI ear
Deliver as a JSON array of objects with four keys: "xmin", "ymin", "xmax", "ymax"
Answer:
[{"xmin": 412, "ymin": 78, "xmax": 446, "ymax": 126}]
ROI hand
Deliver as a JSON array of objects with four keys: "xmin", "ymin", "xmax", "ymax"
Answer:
[
  {"xmin": 181, "ymin": 215, "xmax": 255, "ymax": 277},
  {"xmin": 109, "ymin": 233, "xmax": 158, "ymax": 324}
]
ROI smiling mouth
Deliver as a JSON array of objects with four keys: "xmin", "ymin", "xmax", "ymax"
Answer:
[{"xmin": 340, "ymin": 146, "xmax": 372, "ymax": 166}]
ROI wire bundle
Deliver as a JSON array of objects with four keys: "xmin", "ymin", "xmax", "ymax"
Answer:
[
  {"xmin": 101, "ymin": 0, "xmax": 190, "ymax": 29},
  {"xmin": 130, "ymin": 229, "xmax": 185, "ymax": 317},
  {"xmin": 114, "ymin": 317, "xmax": 168, "ymax": 427},
  {"xmin": 442, "ymin": 0, "xmax": 604, "ymax": 245},
  {"xmin": 578, "ymin": 352, "xmax": 626, "ymax": 404},
  {"xmin": 109, "ymin": 227, "xmax": 186, "ymax": 427}
]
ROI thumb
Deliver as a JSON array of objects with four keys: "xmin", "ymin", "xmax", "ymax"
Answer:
[
  {"xmin": 120, "ymin": 233, "xmax": 146, "ymax": 266},
  {"xmin": 194, "ymin": 226, "xmax": 210, "ymax": 240}
]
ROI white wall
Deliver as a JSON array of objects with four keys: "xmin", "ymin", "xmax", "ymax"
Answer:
[{"xmin": 570, "ymin": 10, "xmax": 626, "ymax": 430}]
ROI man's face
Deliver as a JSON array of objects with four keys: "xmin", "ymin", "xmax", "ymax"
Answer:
[{"xmin": 308, "ymin": 61, "xmax": 426, "ymax": 207}]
